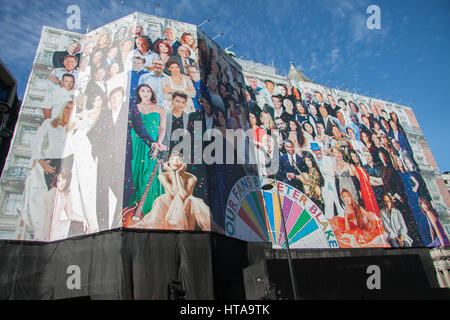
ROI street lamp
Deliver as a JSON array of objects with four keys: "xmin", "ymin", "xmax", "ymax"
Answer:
[
  {"xmin": 262, "ymin": 181, "xmax": 299, "ymax": 300},
  {"xmin": 212, "ymin": 32, "xmax": 225, "ymax": 41},
  {"xmin": 176, "ymin": 8, "xmax": 184, "ymax": 21},
  {"xmin": 198, "ymin": 18, "xmax": 210, "ymax": 28}
]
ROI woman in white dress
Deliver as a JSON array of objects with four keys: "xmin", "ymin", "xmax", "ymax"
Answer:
[
  {"xmin": 131, "ymin": 153, "xmax": 211, "ymax": 231},
  {"xmin": 44, "ymin": 168, "xmax": 89, "ymax": 241},
  {"xmin": 66, "ymin": 97, "xmax": 104, "ymax": 234},
  {"xmin": 162, "ymin": 60, "xmax": 196, "ymax": 113},
  {"xmin": 20, "ymin": 101, "xmax": 76, "ymax": 240}
]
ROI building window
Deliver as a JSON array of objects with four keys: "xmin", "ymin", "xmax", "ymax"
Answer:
[
  {"xmin": 14, "ymin": 157, "xmax": 32, "ymax": 168},
  {"xmin": 20, "ymin": 128, "xmax": 36, "ymax": 145},
  {"xmin": 43, "ymin": 33, "xmax": 61, "ymax": 50},
  {"xmin": 37, "ymin": 50, "xmax": 53, "ymax": 66},
  {"xmin": 32, "ymin": 76, "xmax": 48, "ymax": 90},
  {"xmin": 29, "ymin": 97, "xmax": 44, "ymax": 108},
  {"xmin": 0, "ymin": 231, "xmax": 15, "ymax": 239},
  {"xmin": 3, "ymin": 194, "xmax": 23, "ymax": 216}
]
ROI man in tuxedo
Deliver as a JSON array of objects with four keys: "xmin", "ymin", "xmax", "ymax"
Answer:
[
  {"xmin": 90, "ymin": 49, "xmax": 107, "ymax": 77},
  {"xmin": 52, "ymin": 41, "xmax": 81, "ymax": 68},
  {"xmin": 274, "ymin": 117, "xmax": 289, "ymax": 141},
  {"xmin": 277, "ymin": 140, "xmax": 304, "ymax": 192},
  {"xmin": 89, "ymin": 86, "xmax": 128, "ymax": 230}
]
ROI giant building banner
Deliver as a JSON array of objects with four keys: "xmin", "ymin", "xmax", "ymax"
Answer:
[
  {"xmin": 0, "ymin": 13, "xmax": 448, "ymax": 249},
  {"xmin": 0, "ymin": 13, "xmax": 256, "ymax": 241},
  {"xmin": 227, "ymin": 74, "xmax": 449, "ymax": 248}
]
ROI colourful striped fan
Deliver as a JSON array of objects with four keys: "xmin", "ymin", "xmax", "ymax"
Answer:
[
  {"xmin": 236, "ymin": 190, "xmax": 270, "ymax": 242},
  {"xmin": 262, "ymin": 191, "xmax": 319, "ymax": 248},
  {"xmin": 225, "ymin": 177, "xmax": 337, "ymax": 248}
]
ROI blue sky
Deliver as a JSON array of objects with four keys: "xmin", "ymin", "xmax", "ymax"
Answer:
[{"xmin": 0, "ymin": 0, "xmax": 449, "ymax": 171}]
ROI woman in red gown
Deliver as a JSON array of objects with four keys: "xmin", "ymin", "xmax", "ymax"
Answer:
[
  {"xmin": 348, "ymin": 149, "xmax": 381, "ymax": 217},
  {"xmin": 329, "ymin": 189, "xmax": 389, "ymax": 248}
]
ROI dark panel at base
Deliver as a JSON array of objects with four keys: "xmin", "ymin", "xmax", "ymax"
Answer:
[
  {"xmin": 1, "ymin": 230, "xmax": 446, "ymax": 300},
  {"xmin": 0, "ymin": 230, "xmax": 221, "ymax": 300},
  {"xmin": 259, "ymin": 254, "xmax": 448, "ymax": 300}
]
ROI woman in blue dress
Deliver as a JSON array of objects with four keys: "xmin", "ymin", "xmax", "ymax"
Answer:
[
  {"xmin": 395, "ymin": 156, "xmax": 431, "ymax": 246},
  {"xmin": 418, "ymin": 197, "xmax": 450, "ymax": 247},
  {"xmin": 294, "ymin": 100, "xmax": 309, "ymax": 124}
]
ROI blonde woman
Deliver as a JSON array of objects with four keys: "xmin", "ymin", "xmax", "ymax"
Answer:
[
  {"xmin": 67, "ymin": 96, "xmax": 104, "ymax": 234},
  {"xmin": 131, "ymin": 152, "xmax": 211, "ymax": 231},
  {"xmin": 20, "ymin": 101, "xmax": 76, "ymax": 240},
  {"xmin": 260, "ymin": 111, "xmax": 275, "ymax": 134},
  {"xmin": 329, "ymin": 189, "xmax": 388, "ymax": 248},
  {"xmin": 180, "ymin": 32, "xmax": 197, "ymax": 61}
]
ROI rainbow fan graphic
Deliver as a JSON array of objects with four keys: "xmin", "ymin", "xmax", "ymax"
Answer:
[{"xmin": 225, "ymin": 176, "xmax": 339, "ymax": 249}]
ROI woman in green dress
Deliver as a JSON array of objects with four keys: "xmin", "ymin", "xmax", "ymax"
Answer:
[{"xmin": 129, "ymin": 84, "xmax": 167, "ymax": 216}]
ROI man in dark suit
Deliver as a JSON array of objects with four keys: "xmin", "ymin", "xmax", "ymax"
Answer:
[
  {"xmin": 89, "ymin": 86, "xmax": 128, "ymax": 230},
  {"xmin": 52, "ymin": 41, "xmax": 81, "ymax": 68},
  {"xmin": 166, "ymin": 46, "xmax": 196, "ymax": 75},
  {"xmin": 277, "ymin": 140, "xmax": 305, "ymax": 192},
  {"xmin": 164, "ymin": 27, "xmax": 182, "ymax": 54},
  {"xmin": 163, "ymin": 91, "xmax": 209, "ymax": 202},
  {"xmin": 274, "ymin": 117, "xmax": 289, "ymax": 141},
  {"xmin": 318, "ymin": 105, "xmax": 339, "ymax": 137},
  {"xmin": 390, "ymin": 120, "xmax": 413, "ymax": 157},
  {"xmin": 163, "ymin": 91, "xmax": 195, "ymax": 155}
]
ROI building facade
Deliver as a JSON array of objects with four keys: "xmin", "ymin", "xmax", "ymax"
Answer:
[
  {"xmin": 442, "ymin": 171, "xmax": 450, "ymax": 193},
  {"xmin": 0, "ymin": 11, "xmax": 449, "ymax": 247},
  {"xmin": 0, "ymin": 60, "xmax": 24, "ymax": 239},
  {"xmin": 237, "ymin": 57, "xmax": 450, "ymax": 240},
  {"xmin": 0, "ymin": 12, "xmax": 449, "ymax": 299},
  {"xmin": 0, "ymin": 28, "xmax": 83, "ymax": 240}
]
